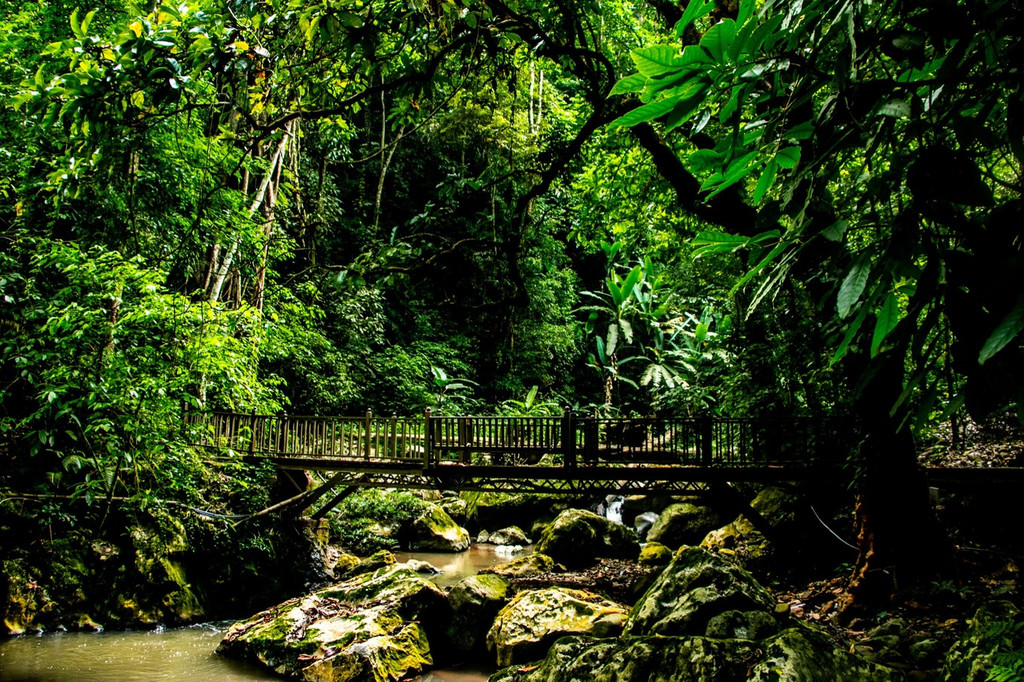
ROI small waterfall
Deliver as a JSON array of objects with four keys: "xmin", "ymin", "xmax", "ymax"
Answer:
[{"xmin": 604, "ymin": 495, "xmax": 624, "ymax": 524}]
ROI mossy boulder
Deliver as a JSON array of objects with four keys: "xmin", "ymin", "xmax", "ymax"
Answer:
[
  {"xmin": 486, "ymin": 587, "xmax": 630, "ymax": 667},
  {"xmin": 535, "ymin": 509, "xmax": 639, "ymax": 568},
  {"xmin": 408, "ymin": 504, "xmax": 470, "ymax": 552},
  {"xmin": 489, "ymin": 634, "xmax": 761, "ymax": 681},
  {"xmin": 481, "ymin": 553, "xmax": 558, "ymax": 579},
  {"xmin": 490, "ymin": 625, "xmax": 900, "ymax": 682},
  {"xmin": 637, "ymin": 542, "xmax": 672, "ymax": 567},
  {"xmin": 705, "ymin": 609, "xmax": 779, "ymax": 640},
  {"xmin": 645, "ymin": 502, "xmax": 724, "ymax": 549},
  {"xmin": 941, "ymin": 600, "xmax": 1024, "ymax": 682},
  {"xmin": 336, "ymin": 551, "xmax": 397, "ymax": 581},
  {"xmin": 487, "ymin": 526, "xmax": 531, "ymax": 546},
  {"xmin": 750, "ymin": 625, "xmax": 903, "ymax": 680},
  {"xmin": 446, "ymin": 574, "xmax": 511, "ymax": 659},
  {"xmin": 217, "ymin": 564, "xmax": 449, "ymax": 680},
  {"xmin": 624, "ymin": 546, "xmax": 774, "ymax": 637}
]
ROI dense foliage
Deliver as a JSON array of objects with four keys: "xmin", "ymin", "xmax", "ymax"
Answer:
[{"xmin": 0, "ymin": 0, "xmax": 1019, "ymax": 609}]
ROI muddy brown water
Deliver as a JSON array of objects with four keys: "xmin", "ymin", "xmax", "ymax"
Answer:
[{"xmin": 0, "ymin": 544, "xmax": 528, "ymax": 681}]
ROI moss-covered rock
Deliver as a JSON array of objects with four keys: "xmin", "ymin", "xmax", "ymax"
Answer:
[
  {"xmin": 637, "ymin": 542, "xmax": 672, "ymax": 567},
  {"xmin": 941, "ymin": 600, "xmax": 1024, "ymax": 682},
  {"xmin": 489, "ymin": 625, "xmax": 900, "ymax": 682},
  {"xmin": 750, "ymin": 625, "xmax": 903, "ymax": 681},
  {"xmin": 704, "ymin": 609, "xmax": 779, "ymax": 640},
  {"xmin": 481, "ymin": 553, "xmax": 558, "ymax": 579},
  {"xmin": 446, "ymin": 574, "xmax": 511, "ymax": 659},
  {"xmin": 487, "ymin": 526, "xmax": 531, "ymax": 546},
  {"xmin": 336, "ymin": 551, "xmax": 397, "ymax": 581},
  {"xmin": 535, "ymin": 509, "xmax": 638, "ymax": 568},
  {"xmin": 408, "ymin": 504, "xmax": 470, "ymax": 552},
  {"xmin": 645, "ymin": 502, "xmax": 724, "ymax": 549},
  {"xmin": 489, "ymin": 633, "xmax": 760, "ymax": 681},
  {"xmin": 218, "ymin": 564, "xmax": 449, "ymax": 680},
  {"xmin": 436, "ymin": 497, "xmax": 469, "ymax": 527},
  {"xmin": 486, "ymin": 587, "xmax": 630, "ymax": 667},
  {"xmin": 624, "ymin": 546, "xmax": 774, "ymax": 637}
]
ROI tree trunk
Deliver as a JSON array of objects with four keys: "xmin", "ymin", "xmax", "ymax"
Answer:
[{"xmin": 842, "ymin": 354, "xmax": 957, "ymax": 615}]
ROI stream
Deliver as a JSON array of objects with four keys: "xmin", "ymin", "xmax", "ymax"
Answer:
[{"xmin": 0, "ymin": 544, "xmax": 530, "ymax": 682}]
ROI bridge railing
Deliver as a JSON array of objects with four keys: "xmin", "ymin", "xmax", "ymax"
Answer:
[
  {"xmin": 184, "ymin": 410, "xmax": 428, "ymax": 462},
  {"xmin": 186, "ymin": 409, "xmax": 848, "ymax": 469}
]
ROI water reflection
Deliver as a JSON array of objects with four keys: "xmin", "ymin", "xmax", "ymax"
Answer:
[
  {"xmin": 0, "ymin": 624, "xmax": 277, "ymax": 681},
  {"xmin": 395, "ymin": 543, "xmax": 532, "ymax": 588}
]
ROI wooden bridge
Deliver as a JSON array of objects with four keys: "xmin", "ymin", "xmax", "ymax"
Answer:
[{"xmin": 185, "ymin": 409, "xmax": 851, "ymax": 513}]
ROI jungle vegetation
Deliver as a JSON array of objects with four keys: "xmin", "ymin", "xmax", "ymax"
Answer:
[{"xmin": 1, "ymin": 0, "xmax": 1021, "ymax": 609}]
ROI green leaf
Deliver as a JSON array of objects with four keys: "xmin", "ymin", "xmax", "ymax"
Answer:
[
  {"xmin": 871, "ymin": 292, "xmax": 900, "ymax": 357},
  {"xmin": 608, "ymin": 73, "xmax": 647, "ymax": 97},
  {"xmin": 700, "ymin": 19, "xmax": 737, "ymax": 63},
  {"xmin": 753, "ymin": 159, "xmax": 778, "ymax": 204},
  {"xmin": 837, "ymin": 257, "xmax": 871, "ymax": 318},
  {"xmin": 70, "ymin": 8, "xmax": 83, "ymax": 39},
  {"xmin": 608, "ymin": 98, "xmax": 679, "ymax": 130},
  {"xmin": 631, "ymin": 46, "xmax": 682, "ymax": 78},
  {"xmin": 687, "ymin": 149, "xmax": 722, "ymax": 174},
  {"xmin": 675, "ymin": 0, "xmax": 716, "ymax": 36},
  {"xmin": 775, "ymin": 146, "xmax": 801, "ymax": 169},
  {"xmin": 706, "ymin": 151, "xmax": 759, "ymax": 198},
  {"xmin": 979, "ymin": 294, "xmax": 1024, "ymax": 365},
  {"xmin": 822, "ymin": 219, "xmax": 848, "ymax": 242},
  {"xmin": 831, "ymin": 302, "xmax": 872, "ymax": 366},
  {"xmin": 730, "ymin": 240, "xmax": 789, "ymax": 293}
]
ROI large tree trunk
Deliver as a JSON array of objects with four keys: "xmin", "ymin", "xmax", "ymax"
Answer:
[{"xmin": 842, "ymin": 354, "xmax": 957, "ymax": 614}]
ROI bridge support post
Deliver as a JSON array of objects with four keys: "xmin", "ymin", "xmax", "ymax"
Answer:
[
  {"xmin": 562, "ymin": 408, "xmax": 576, "ymax": 468},
  {"xmin": 423, "ymin": 408, "xmax": 433, "ymax": 468},
  {"xmin": 364, "ymin": 410, "xmax": 372, "ymax": 460},
  {"xmin": 700, "ymin": 417, "xmax": 713, "ymax": 466}
]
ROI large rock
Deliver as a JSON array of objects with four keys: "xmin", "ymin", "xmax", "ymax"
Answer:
[
  {"xmin": 482, "ymin": 553, "xmax": 558, "ymax": 579},
  {"xmin": 489, "ymin": 634, "xmax": 759, "ymax": 681},
  {"xmin": 624, "ymin": 546, "xmax": 774, "ymax": 637},
  {"xmin": 446, "ymin": 574, "xmax": 511, "ymax": 659},
  {"xmin": 408, "ymin": 504, "xmax": 470, "ymax": 552},
  {"xmin": 535, "ymin": 509, "xmax": 639, "ymax": 568},
  {"xmin": 487, "ymin": 526, "xmax": 531, "ymax": 546},
  {"xmin": 486, "ymin": 587, "xmax": 629, "ymax": 667},
  {"xmin": 217, "ymin": 564, "xmax": 448, "ymax": 680},
  {"xmin": 750, "ymin": 625, "xmax": 903, "ymax": 680},
  {"xmin": 941, "ymin": 600, "xmax": 1023, "ymax": 682},
  {"xmin": 490, "ymin": 626, "xmax": 902, "ymax": 682},
  {"xmin": 646, "ymin": 502, "xmax": 724, "ymax": 549}
]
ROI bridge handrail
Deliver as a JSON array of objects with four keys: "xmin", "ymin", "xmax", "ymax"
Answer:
[{"xmin": 184, "ymin": 408, "xmax": 849, "ymax": 469}]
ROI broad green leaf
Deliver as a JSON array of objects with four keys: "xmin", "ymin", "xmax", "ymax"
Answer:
[
  {"xmin": 876, "ymin": 99, "xmax": 911, "ymax": 118},
  {"xmin": 621, "ymin": 266, "xmax": 643, "ymax": 303},
  {"xmin": 687, "ymin": 149, "xmax": 722, "ymax": 174},
  {"xmin": 871, "ymin": 292, "xmax": 900, "ymax": 357},
  {"xmin": 837, "ymin": 257, "xmax": 871, "ymax": 318},
  {"xmin": 631, "ymin": 46, "xmax": 682, "ymax": 78},
  {"xmin": 775, "ymin": 146, "xmax": 801, "ymax": 169},
  {"xmin": 979, "ymin": 294, "xmax": 1024, "ymax": 365},
  {"xmin": 700, "ymin": 19, "xmax": 737, "ymax": 63},
  {"xmin": 607, "ymin": 98, "xmax": 678, "ymax": 129},
  {"xmin": 822, "ymin": 219, "xmax": 848, "ymax": 242},
  {"xmin": 606, "ymin": 323, "xmax": 619, "ymax": 358},
  {"xmin": 70, "ymin": 8, "xmax": 83, "ymax": 39},
  {"xmin": 608, "ymin": 73, "xmax": 646, "ymax": 97},
  {"xmin": 675, "ymin": 0, "xmax": 716, "ymax": 36}
]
